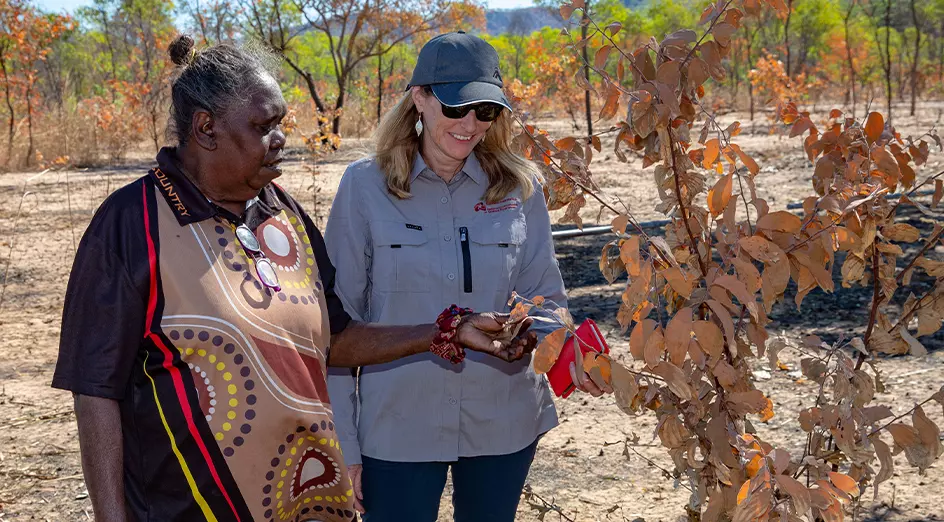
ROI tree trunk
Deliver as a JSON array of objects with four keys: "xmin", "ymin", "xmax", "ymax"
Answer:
[
  {"xmin": 150, "ymin": 105, "xmax": 159, "ymax": 153},
  {"xmin": 284, "ymin": 55, "xmax": 328, "ymax": 115},
  {"xmin": 25, "ymin": 84, "xmax": 33, "ymax": 167},
  {"xmin": 939, "ymin": 19, "xmax": 944, "ymax": 85},
  {"xmin": 885, "ymin": 0, "xmax": 893, "ymax": 122},
  {"xmin": 581, "ymin": 1, "xmax": 593, "ymax": 138},
  {"xmin": 784, "ymin": 0, "xmax": 794, "ymax": 77},
  {"xmin": 844, "ymin": 1, "xmax": 857, "ymax": 118},
  {"xmin": 0, "ymin": 54, "xmax": 14, "ymax": 168},
  {"xmin": 747, "ymin": 26, "xmax": 757, "ymax": 121},
  {"xmin": 376, "ymin": 53, "xmax": 383, "ymax": 124},
  {"xmin": 910, "ymin": 0, "xmax": 921, "ymax": 116},
  {"xmin": 333, "ymin": 80, "xmax": 345, "ymax": 136}
]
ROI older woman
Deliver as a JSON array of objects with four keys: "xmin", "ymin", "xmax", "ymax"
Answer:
[
  {"xmin": 52, "ymin": 35, "xmax": 534, "ymax": 522},
  {"xmin": 325, "ymin": 31, "xmax": 609, "ymax": 521}
]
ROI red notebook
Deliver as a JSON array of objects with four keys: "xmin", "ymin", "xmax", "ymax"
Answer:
[{"xmin": 546, "ymin": 319, "xmax": 610, "ymax": 398}]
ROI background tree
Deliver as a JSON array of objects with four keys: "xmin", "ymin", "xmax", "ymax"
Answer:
[
  {"xmin": 179, "ymin": 0, "xmax": 238, "ymax": 45},
  {"xmin": 0, "ymin": 0, "xmax": 72, "ymax": 167},
  {"xmin": 243, "ymin": 0, "xmax": 483, "ymax": 136}
]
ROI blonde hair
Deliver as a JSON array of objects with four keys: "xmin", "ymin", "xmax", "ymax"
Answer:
[{"xmin": 373, "ymin": 90, "xmax": 539, "ymax": 204}]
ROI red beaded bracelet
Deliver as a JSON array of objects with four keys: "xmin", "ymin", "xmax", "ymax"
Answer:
[{"xmin": 430, "ymin": 304, "xmax": 473, "ymax": 364}]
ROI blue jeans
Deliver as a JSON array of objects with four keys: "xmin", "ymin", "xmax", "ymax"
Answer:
[{"xmin": 360, "ymin": 438, "xmax": 539, "ymax": 522}]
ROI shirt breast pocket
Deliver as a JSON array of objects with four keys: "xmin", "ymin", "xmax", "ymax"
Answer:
[
  {"xmin": 467, "ymin": 218, "xmax": 526, "ymax": 300},
  {"xmin": 370, "ymin": 221, "xmax": 431, "ymax": 293}
]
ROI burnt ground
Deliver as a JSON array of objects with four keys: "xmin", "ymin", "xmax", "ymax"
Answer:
[{"xmin": 0, "ymin": 105, "xmax": 943, "ymax": 521}]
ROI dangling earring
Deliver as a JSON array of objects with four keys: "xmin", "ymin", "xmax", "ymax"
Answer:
[{"xmin": 414, "ymin": 115, "xmax": 424, "ymax": 136}]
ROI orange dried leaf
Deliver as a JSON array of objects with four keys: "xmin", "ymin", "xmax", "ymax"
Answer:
[
  {"xmin": 706, "ymin": 299, "xmax": 735, "ymax": 347},
  {"xmin": 594, "ymin": 45, "xmax": 613, "ymax": 69},
  {"xmin": 865, "ymin": 111, "xmax": 884, "ymax": 143},
  {"xmin": 871, "ymin": 436, "xmax": 894, "ymax": 497},
  {"xmin": 612, "ymin": 215, "xmax": 629, "ymax": 235},
  {"xmin": 620, "ymin": 236, "xmax": 642, "ymax": 276},
  {"xmin": 582, "ymin": 351, "xmax": 611, "ymax": 388},
  {"xmin": 703, "ymin": 138, "xmax": 720, "ymax": 168},
  {"xmin": 689, "ymin": 58, "xmax": 710, "ymax": 88},
  {"xmin": 643, "ymin": 327, "xmax": 665, "ymax": 369},
  {"xmin": 727, "ymin": 390, "xmax": 768, "ymax": 415},
  {"xmin": 663, "ymin": 266, "xmax": 694, "ymax": 298},
  {"xmin": 610, "ymin": 361, "xmax": 639, "ymax": 414},
  {"xmin": 758, "ymin": 397, "xmax": 775, "ymax": 422},
  {"xmin": 665, "ymin": 307, "xmax": 693, "ymax": 366},
  {"xmin": 555, "ymin": 136, "xmax": 577, "ymax": 151},
  {"xmin": 756, "ymin": 211, "xmax": 802, "ymax": 234},
  {"xmin": 828, "ymin": 472, "xmax": 860, "ymax": 497},
  {"xmin": 560, "ymin": 3, "xmax": 574, "ymax": 19},
  {"xmin": 745, "ymin": 454, "xmax": 763, "ymax": 478},
  {"xmin": 708, "ymin": 172, "xmax": 733, "ymax": 217},
  {"xmin": 883, "ymin": 223, "xmax": 920, "ymax": 243},
  {"xmin": 629, "ymin": 318, "xmax": 656, "ymax": 360},
  {"xmin": 713, "ymin": 274, "xmax": 756, "ymax": 307},
  {"xmin": 730, "ymin": 143, "xmax": 759, "ymax": 176},
  {"xmin": 509, "ymin": 301, "xmax": 533, "ymax": 322},
  {"xmin": 693, "ymin": 320, "xmax": 724, "ymax": 361},
  {"xmin": 740, "ymin": 235, "xmax": 785, "ymax": 264},
  {"xmin": 656, "ymin": 60, "xmax": 681, "ymax": 88},
  {"xmin": 652, "ymin": 361, "xmax": 695, "ymax": 401},
  {"xmin": 731, "ymin": 256, "xmax": 762, "ymax": 293},
  {"xmin": 776, "ymin": 474, "xmax": 811, "ymax": 515},
  {"xmin": 789, "ymin": 117, "xmax": 814, "ymax": 138},
  {"xmin": 533, "ymin": 327, "xmax": 568, "ymax": 374}
]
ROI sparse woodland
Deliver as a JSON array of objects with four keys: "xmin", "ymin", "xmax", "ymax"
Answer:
[{"xmin": 0, "ymin": 0, "xmax": 943, "ymax": 520}]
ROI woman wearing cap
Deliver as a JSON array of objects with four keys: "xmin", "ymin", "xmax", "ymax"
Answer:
[{"xmin": 325, "ymin": 32, "xmax": 609, "ymax": 521}]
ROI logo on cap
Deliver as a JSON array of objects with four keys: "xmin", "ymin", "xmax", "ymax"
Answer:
[{"xmin": 493, "ymin": 70, "xmax": 502, "ymax": 81}]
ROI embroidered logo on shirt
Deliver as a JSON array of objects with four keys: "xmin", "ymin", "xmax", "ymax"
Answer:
[
  {"xmin": 153, "ymin": 168, "xmax": 190, "ymax": 217},
  {"xmin": 474, "ymin": 198, "xmax": 520, "ymax": 214},
  {"xmin": 405, "ymin": 223, "xmax": 423, "ymax": 231}
]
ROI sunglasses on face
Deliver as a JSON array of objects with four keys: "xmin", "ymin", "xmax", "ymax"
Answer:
[
  {"xmin": 234, "ymin": 224, "xmax": 281, "ymax": 292},
  {"xmin": 439, "ymin": 101, "xmax": 504, "ymax": 122}
]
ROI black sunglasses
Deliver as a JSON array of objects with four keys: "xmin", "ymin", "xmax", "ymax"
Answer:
[{"xmin": 439, "ymin": 101, "xmax": 505, "ymax": 122}]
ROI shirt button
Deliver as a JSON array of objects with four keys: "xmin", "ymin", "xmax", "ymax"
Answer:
[
  {"xmin": 448, "ymin": 398, "xmax": 457, "ymax": 405},
  {"xmin": 444, "ymin": 235, "xmax": 452, "ymax": 241},
  {"xmin": 448, "ymin": 273, "xmax": 456, "ymax": 281},
  {"xmin": 441, "ymin": 196, "xmax": 449, "ymax": 204}
]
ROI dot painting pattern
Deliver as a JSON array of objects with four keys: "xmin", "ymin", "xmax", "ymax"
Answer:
[
  {"xmin": 169, "ymin": 329, "xmax": 256, "ymax": 456},
  {"xmin": 156, "ymin": 204, "xmax": 352, "ymax": 520},
  {"xmin": 261, "ymin": 423, "xmax": 356, "ymax": 522}
]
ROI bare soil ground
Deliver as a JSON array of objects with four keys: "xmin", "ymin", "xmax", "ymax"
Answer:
[{"xmin": 1, "ymin": 103, "xmax": 943, "ymax": 521}]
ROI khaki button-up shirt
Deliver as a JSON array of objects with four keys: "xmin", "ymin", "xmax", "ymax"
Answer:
[{"xmin": 324, "ymin": 153, "xmax": 566, "ymax": 464}]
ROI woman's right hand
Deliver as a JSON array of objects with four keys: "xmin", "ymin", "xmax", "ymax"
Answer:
[{"xmin": 348, "ymin": 463, "xmax": 365, "ymax": 514}]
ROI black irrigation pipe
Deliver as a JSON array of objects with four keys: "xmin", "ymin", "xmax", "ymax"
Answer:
[{"xmin": 551, "ymin": 189, "xmax": 937, "ymax": 240}]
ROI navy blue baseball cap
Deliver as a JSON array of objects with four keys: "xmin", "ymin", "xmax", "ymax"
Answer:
[{"xmin": 407, "ymin": 31, "xmax": 511, "ymax": 110}]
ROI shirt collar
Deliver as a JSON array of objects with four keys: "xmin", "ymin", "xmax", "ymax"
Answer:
[
  {"xmin": 409, "ymin": 152, "xmax": 487, "ymax": 186},
  {"xmin": 150, "ymin": 147, "xmax": 282, "ymax": 227},
  {"xmin": 462, "ymin": 152, "xmax": 487, "ymax": 186}
]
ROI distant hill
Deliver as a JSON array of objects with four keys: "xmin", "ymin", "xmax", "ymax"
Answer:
[
  {"xmin": 485, "ymin": 0, "xmax": 648, "ymax": 35},
  {"xmin": 485, "ymin": 6, "xmax": 564, "ymax": 35}
]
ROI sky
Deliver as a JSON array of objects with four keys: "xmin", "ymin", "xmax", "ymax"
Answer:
[{"xmin": 35, "ymin": 0, "xmax": 537, "ymax": 15}]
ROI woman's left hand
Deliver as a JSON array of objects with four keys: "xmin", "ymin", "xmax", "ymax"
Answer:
[
  {"xmin": 456, "ymin": 312, "xmax": 534, "ymax": 362},
  {"xmin": 568, "ymin": 361, "xmax": 613, "ymax": 397}
]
